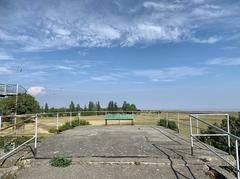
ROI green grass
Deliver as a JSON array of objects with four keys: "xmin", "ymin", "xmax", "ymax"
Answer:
[{"xmin": 50, "ymin": 155, "xmax": 72, "ymax": 167}]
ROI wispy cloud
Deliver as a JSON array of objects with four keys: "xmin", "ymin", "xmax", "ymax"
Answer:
[
  {"xmin": 0, "ymin": 0, "xmax": 238, "ymax": 51},
  {"xmin": 207, "ymin": 58, "xmax": 240, "ymax": 66},
  {"xmin": 191, "ymin": 36, "xmax": 220, "ymax": 44},
  {"xmin": 90, "ymin": 75, "xmax": 118, "ymax": 81},
  {"xmin": 56, "ymin": 65, "xmax": 73, "ymax": 70},
  {"xmin": 133, "ymin": 67, "xmax": 207, "ymax": 82},
  {"xmin": 0, "ymin": 66, "xmax": 12, "ymax": 74},
  {"xmin": 0, "ymin": 52, "xmax": 14, "ymax": 60}
]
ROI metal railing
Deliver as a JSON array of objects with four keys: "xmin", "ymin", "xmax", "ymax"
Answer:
[
  {"xmin": 0, "ymin": 114, "xmax": 38, "ymax": 161},
  {"xmin": 189, "ymin": 113, "xmax": 240, "ymax": 179}
]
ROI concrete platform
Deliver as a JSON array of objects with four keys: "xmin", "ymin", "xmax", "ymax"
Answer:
[{"xmin": 16, "ymin": 125, "xmax": 235, "ymax": 179}]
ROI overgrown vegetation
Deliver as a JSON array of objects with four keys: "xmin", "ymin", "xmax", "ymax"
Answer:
[
  {"xmin": 157, "ymin": 119, "xmax": 178, "ymax": 131},
  {"xmin": 0, "ymin": 94, "xmax": 40, "ymax": 115},
  {"xmin": 199, "ymin": 115, "xmax": 240, "ymax": 156},
  {"xmin": 49, "ymin": 119, "xmax": 90, "ymax": 134},
  {"xmin": 0, "ymin": 136, "xmax": 32, "ymax": 149},
  {"xmin": 50, "ymin": 155, "xmax": 72, "ymax": 167}
]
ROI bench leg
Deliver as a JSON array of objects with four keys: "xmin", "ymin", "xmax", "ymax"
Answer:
[
  {"xmin": 105, "ymin": 119, "xmax": 107, "ymax": 125},
  {"xmin": 131, "ymin": 120, "xmax": 134, "ymax": 125}
]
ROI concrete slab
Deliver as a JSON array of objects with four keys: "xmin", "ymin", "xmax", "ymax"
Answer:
[{"xmin": 15, "ymin": 125, "xmax": 235, "ymax": 179}]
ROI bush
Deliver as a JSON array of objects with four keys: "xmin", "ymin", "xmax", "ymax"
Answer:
[
  {"xmin": 158, "ymin": 119, "xmax": 167, "ymax": 127},
  {"xmin": 48, "ymin": 128, "xmax": 58, "ymax": 133},
  {"xmin": 50, "ymin": 155, "xmax": 72, "ymax": 167},
  {"xmin": 57, "ymin": 119, "xmax": 90, "ymax": 133},
  {"xmin": 157, "ymin": 119, "xmax": 178, "ymax": 131},
  {"xmin": 168, "ymin": 121, "xmax": 177, "ymax": 131}
]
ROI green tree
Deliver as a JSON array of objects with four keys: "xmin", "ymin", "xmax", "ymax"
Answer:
[
  {"xmin": 88, "ymin": 101, "xmax": 95, "ymax": 111},
  {"xmin": 44, "ymin": 103, "xmax": 49, "ymax": 113},
  {"xmin": 76, "ymin": 104, "xmax": 81, "ymax": 111},
  {"xmin": 0, "ymin": 94, "xmax": 40, "ymax": 115},
  {"xmin": 69, "ymin": 101, "xmax": 75, "ymax": 112},
  {"xmin": 108, "ymin": 101, "xmax": 118, "ymax": 111},
  {"xmin": 83, "ymin": 105, "xmax": 87, "ymax": 111},
  {"xmin": 96, "ymin": 101, "xmax": 101, "ymax": 111}
]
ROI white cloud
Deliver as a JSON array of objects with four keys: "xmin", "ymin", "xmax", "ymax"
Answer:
[
  {"xmin": 191, "ymin": 36, "xmax": 220, "ymax": 44},
  {"xmin": 123, "ymin": 24, "xmax": 184, "ymax": 46},
  {"xmin": 133, "ymin": 67, "xmax": 207, "ymax": 81},
  {"xmin": 0, "ymin": 0, "xmax": 237, "ymax": 50},
  {"xmin": 207, "ymin": 58, "xmax": 240, "ymax": 66},
  {"xmin": 27, "ymin": 86, "xmax": 46, "ymax": 96},
  {"xmin": 90, "ymin": 75, "xmax": 118, "ymax": 81},
  {"xmin": 0, "ymin": 52, "xmax": 14, "ymax": 60},
  {"xmin": 56, "ymin": 65, "xmax": 73, "ymax": 70},
  {"xmin": 143, "ymin": 2, "xmax": 183, "ymax": 11},
  {"xmin": 0, "ymin": 67, "xmax": 12, "ymax": 74}
]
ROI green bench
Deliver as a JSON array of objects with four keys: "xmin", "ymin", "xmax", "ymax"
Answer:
[{"xmin": 105, "ymin": 113, "xmax": 134, "ymax": 125}]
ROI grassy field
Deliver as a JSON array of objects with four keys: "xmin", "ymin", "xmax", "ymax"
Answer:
[{"xmin": 1, "ymin": 112, "xmax": 238, "ymax": 137}]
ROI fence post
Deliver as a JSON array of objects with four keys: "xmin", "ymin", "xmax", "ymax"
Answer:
[
  {"xmin": 227, "ymin": 114, "xmax": 231, "ymax": 155},
  {"xmin": 56, "ymin": 112, "xmax": 59, "ymax": 130},
  {"xmin": 235, "ymin": 139, "xmax": 240, "ymax": 179},
  {"xmin": 78, "ymin": 112, "xmax": 80, "ymax": 125},
  {"xmin": 196, "ymin": 114, "xmax": 199, "ymax": 135},
  {"xmin": 189, "ymin": 115, "xmax": 194, "ymax": 155},
  {"xmin": 34, "ymin": 114, "xmax": 38, "ymax": 158},
  {"xmin": 166, "ymin": 112, "xmax": 168, "ymax": 127},
  {"xmin": 70, "ymin": 112, "xmax": 72, "ymax": 126},
  {"xmin": 177, "ymin": 112, "xmax": 180, "ymax": 133}
]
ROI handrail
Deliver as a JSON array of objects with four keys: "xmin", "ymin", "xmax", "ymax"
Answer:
[
  {"xmin": 190, "ymin": 114, "xmax": 240, "ymax": 141},
  {"xmin": 189, "ymin": 113, "xmax": 240, "ymax": 179}
]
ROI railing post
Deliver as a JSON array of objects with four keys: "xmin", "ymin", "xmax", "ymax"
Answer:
[
  {"xmin": 78, "ymin": 112, "xmax": 80, "ymax": 125},
  {"xmin": 177, "ymin": 112, "xmax": 180, "ymax": 133},
  {"xmin": 196, "ymin": 114, "xmax": 199, "ymax": 135},
  {"xmin": 227, "ymin": 114, "xmax": 231, "ymax": 155},
  {"xmin": 34, "ymin": 114, "xmax": 38, "ymax": 158},
  {"xmin": 235, "ymin": 139, "xmax": 240, "ymax": 179},
  {"xmin": 166, "ymin": 112, "xmax": 168, "ymax": 127},
  {"xmin": 56, "ymin": 112, "xmax": 59, "ymax": 130},
  {"xmin": 189, "ymin": 115, "xmax": 194, "ymax": 155},
  {"xmin": 70, "ymin": 112, "xmax": 72, "ymax": 126}
]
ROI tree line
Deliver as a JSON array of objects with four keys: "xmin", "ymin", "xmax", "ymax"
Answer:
[
  {"xmin": 0, "ymin": 94, "xmax": 138, "ymax": 115},
  {"xmin": 42, "ymin": 100, "xmax": 137, "ymax": 113}
]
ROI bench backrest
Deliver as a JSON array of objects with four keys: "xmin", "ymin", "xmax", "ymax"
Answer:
[{"xmin": 105, "ymin": 114, "xmax": 134, "ymax": 120}]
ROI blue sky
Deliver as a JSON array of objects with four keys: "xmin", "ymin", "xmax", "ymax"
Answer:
[{"xmin": 0, "ymin": 0, "xmax": 240, "ymax": 110}]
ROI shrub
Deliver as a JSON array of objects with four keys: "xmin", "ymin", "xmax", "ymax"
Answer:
[
  {"xmin": 168, "ymin": 121, "xmax": 177, "ymax": 131},
  {"xmin": 48, "ymin": 128, "xmax": 58, "ymax": 133},
  {"xmin": 158, "ymin": 119, "xmax": 167, "ymax": 127},
  {"xmin": 50, "ymin": 155, "xmax": 72, "ymax": 167},
  {"xmin": 57, "ymin": 119, "xmax": 90, "ymax": 133},
  {"xmin": 157, "ymin": 119, "xmax": 178, "ymax": 131}
]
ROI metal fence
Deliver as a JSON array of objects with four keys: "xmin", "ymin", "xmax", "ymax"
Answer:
[
  {"xmin": 189, "ymin": 113, "xmax": 240, "ymax": 179},
  {"xmin": 0, "ymin": 110, "xmax": 240, "ymax": 178},
  {"xmin": 0, "ymin": 114, "xmax": 38, "ymax": 161}
]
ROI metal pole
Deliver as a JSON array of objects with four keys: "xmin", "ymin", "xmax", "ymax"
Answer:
[
  {"xmin": 227, "ymin": 114, "xmax": 231, "ymax": 155},
  {"xmin": 189, "ymin": 116, "xmax": 194, "ymax": 155},
  {"xmin": 177, "ymin": 112, "xmax": 180, "ymax": 133},
  {"xmin": 235, "ymin": 139, "xmax": 240, "ymax": 179},
  {"xmin": 78, "ymin": 112, "xmax": 80, "ymax": 125},
  {"xmin": 34, "ymin": 114, "xmax": 38, "ymax": 158},
  {"xmin": 15, "ymin": 84, "xmax": 18, "ymax": 115},
  {"xmin": 196, "ymin": 114, "xmax": 199, "ymax": 135},
  {"xmin": 56, "ymin": 112, "xmax": 59, "ymax": 130},
  {"xmin": 70, "ymin": 112, "xmax": 72, "ymax": 126},
  {"xmin": 166, "ymin": 112, "xmax": 168, "ymax": 127}
]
